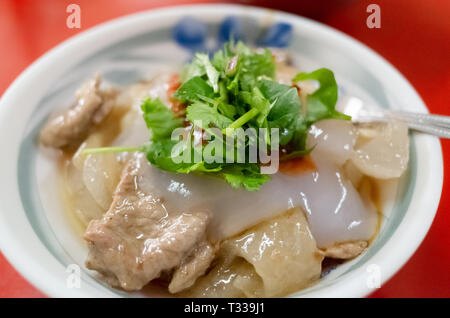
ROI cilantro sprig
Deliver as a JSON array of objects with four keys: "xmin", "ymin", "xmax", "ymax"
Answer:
[{"xmin": 83, "ymin": 41, "xmax": 349, "ymax": 191}]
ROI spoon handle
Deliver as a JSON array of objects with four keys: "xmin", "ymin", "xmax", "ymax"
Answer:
[
  {"xmin": 350, "ymin": 109, "xmax": 450, "ymax": 139},
  {"xmin": 388, "ymin": 111, "xmax": 450, "ymax": 138}
]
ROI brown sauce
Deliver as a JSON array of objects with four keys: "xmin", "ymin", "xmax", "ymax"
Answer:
[{"xmin": 279, "ymin": 155, "xmax": 316, "ymax": 175}]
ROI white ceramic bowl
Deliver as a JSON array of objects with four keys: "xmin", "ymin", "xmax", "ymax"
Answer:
[{"xmin": 0, "ymin": 4, "xmax": 443, "ymax": 297}]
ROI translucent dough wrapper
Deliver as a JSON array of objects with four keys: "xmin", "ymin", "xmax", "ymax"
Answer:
[
  {"xmin": 182, "ymin": 208, "xmax": 323, "ymax": 297},
  {"xmin": 352, "ymin": 120, "xmax": 409, "ymax": 179}
]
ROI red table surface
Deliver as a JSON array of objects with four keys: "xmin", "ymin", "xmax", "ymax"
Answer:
[{"xmin": 0, "ymin": 0, "xmax": 448, "ymax": 298}]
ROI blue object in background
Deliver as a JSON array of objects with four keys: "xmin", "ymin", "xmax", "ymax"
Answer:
[
  {"xmin": 174, "ymin": 17, "xmax": 293, "ymax": 54},
  {"xmin": 218, "ymin": 16, "xmax": 244, "ymax": 45},
  {"xmin": 257, "ymin": 23, "xmax": 293, "ymax": 48},
  {"xmin": 173, "ymin": 17, "xmax": 207, "ymax": 53}
]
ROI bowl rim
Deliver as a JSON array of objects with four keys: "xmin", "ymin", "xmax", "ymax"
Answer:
[{"xmin": 0, "ymin": 3, "xmax": 443, "ymax": 298}]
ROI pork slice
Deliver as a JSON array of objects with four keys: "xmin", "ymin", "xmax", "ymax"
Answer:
[
  {"xmin": 84, "ymin": 155, "xmax": 213, "ymax": 291},
  {"xmin": 40, "ymin": 75, "xmax": 117, "ymax": 148},
  {"xmin": 322, "ymin": 240, "xmax": 368, "ymax": 259},
  {"xmin": 168, "ymin": 240, "xmax": 216, "ymax": 294}
]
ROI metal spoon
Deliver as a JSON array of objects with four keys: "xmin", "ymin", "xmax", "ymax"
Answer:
[{"xmin": 339, "ymin": 96, "xmax": 450, "ymax": 139}]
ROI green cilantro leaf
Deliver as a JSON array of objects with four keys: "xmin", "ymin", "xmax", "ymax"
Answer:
[
  {"xmin": 174, "ymin": 76, "xmax": 214, "ymax": 103},
  {"xmin": 141, "ymin": 98, "xmax": 183, "ymax": 140},
  {"xmin": 186, "ymin": 101, "xmax": 233, "ymax": 129},
  {"xmin": 293, "ymin": 68, "xmax": 350, "ymax": 124}
]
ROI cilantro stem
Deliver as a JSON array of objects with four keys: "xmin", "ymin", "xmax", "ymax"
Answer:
[
  {"xmin": 81, "ymin": 146, "xmax": 144, "ymax": 155},
  {"xmin": 223, "ymin": 108, "xmax": 259, "ymax": 135}
]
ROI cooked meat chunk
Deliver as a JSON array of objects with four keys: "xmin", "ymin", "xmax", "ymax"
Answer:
[
  {"xmin": 40, "ymin": 75, "xmax": 116, "ymax": 148},
  {"xmin": 168, "ymin": 241, "xmax": 216, "ymax": 294},
  {"xmin": 322, "ymin": 240, "xmax": 368, "ymax": 259},
  {"xmin": 84, "ymin": 155, "xmax": 213, "ymax": 291}
]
